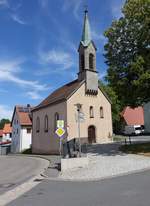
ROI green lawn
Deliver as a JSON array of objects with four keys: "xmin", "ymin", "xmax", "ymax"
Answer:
[
  {"xmin": 120, "ymin": 143, "xmax": 150, "ymax": 156},
  {"xmin": 113, "ymin": 135, "xmax": 126, "ymax": 142}
]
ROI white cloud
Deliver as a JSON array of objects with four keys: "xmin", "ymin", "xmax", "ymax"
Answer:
[
  {"xmin": 62, "ymin": 0, "xmax": 82, "ymax": 21},
  {"xmin": 0, "ymin": 0, "xmax": 26, "ymax": 25},
  {"xmin": 26, "ymin": 91, "xmax": 42, "ymax": 100},
  {"xmin": 35, "ymin": 67, "xmax": 53, "ymax": 76},
  {"xmin": 10, "ymin": 13, "xmax": 26, "ymax": 25},
  {"xmin": 0, "ymin": 0, "xmax": 9, "ymax": 7},
  {"xmin": 0, "ymin": 58, "xmax": 48, "ymax": 99},
  {"xmin": 0, "ymin": 105, "xmax": 12, "ymax": 120},
  {"xmin": 39, "ymin": 49, "xmax": 74, "ymax": 70},
  {"xmin": 0, "ymin": 0, "xmax": 27, "ymax": 25},
  {"xmin": 73, "ymin": 1, "xmax": 82, "ymax": 21},
  {"xmin": 111, "ymin": 0, "xmax": 125, "ymax": 19},
  {"xmin": 98, "ymin": 70, "xmax": 107, "ymax": 80},
  {"xmin": 91, "ymin": 29, "xmax": 106, "ymax": 44},
  {"xmin": 0, "ymin": 58, "xmax": 23, "ymax": 73},
  {"xmin": 64, "ymin": 41, "xmax": 77, "ymax": 53}
]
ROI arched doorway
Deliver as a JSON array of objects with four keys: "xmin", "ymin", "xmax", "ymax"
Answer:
[{"xmin": 88, "ymin": 125, "xmax": 96, "ymax": 144}]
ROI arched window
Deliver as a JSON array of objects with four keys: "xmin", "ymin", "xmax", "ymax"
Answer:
[
  {"xmin": 36, "ymin": 117, "xmax": 40, "ymax": 133},
  {"xmin": 44, "ymin": 115, "xmax": 48, "ymax": 132},
  {"xmin": 89, "ymin": 106, "xmax": 94, "ymax": 118},
  {"xmin": 81, "ymin": 54, "xmax": 84, "ymax": 70},
  {"xmin": 54, "ymin": 112, "xmax": 59, "ymax": 130},
  {"xmin": 89, "ymin": 53, "xmax": 94, "ymax": 70},
  {"xmin": 100, "ymin": 107, "xmax": 104, "ymax": 118}
]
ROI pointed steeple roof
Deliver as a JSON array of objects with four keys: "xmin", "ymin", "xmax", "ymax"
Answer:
[{"xmin": 81, "ymin": 9, "xmax": 91, "ymax": 47}]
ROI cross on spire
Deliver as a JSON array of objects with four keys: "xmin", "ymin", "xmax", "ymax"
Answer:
[{"xmin": 84, "ymin": 4, "xmax": 88, "ymax": 13}]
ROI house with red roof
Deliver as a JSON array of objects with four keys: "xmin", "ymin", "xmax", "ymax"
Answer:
[
  {"xmin": 121, "ymin": 106, "xmax": 144, "ymax": 126},
  {"xmin": 2, "ymin": 123, "xmax": 12, "ymax": 142},
  {"xmin": 11, "ymin": 105, "xmax": 32, "ymax": 153}
]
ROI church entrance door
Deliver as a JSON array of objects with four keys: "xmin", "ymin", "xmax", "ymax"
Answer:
[{"xmin": 88, "ymin": 125, "xmax": 96, "ymax": 144}]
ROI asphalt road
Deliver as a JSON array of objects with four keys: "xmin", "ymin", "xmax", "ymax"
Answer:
[
  {"xmin": 7, "ymin": 169, "xmax": 150, "ymax": 206},
  {"xmin": 0, "ymin": 155, "xmax": 48, "ymax": 195}
]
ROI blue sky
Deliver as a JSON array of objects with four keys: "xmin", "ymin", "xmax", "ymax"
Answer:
[{"xmin": 0, "ymin": 0, "xmax": 125, "ymax": 120}]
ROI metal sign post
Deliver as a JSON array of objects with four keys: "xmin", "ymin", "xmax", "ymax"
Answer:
[
  {"xmin": 55, "ymin": 120, "xmax": 65, "ymax": 158},
  {"xmin": 59, "ymin": 138, "xmax": 62, "ymax": 157},
  {"xmin": 77, "ymin": 110, "xmax": 81, "ymax": 157}
]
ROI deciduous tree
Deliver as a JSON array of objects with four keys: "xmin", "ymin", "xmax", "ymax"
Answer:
[
  {"xmin": 0, "ymin": 119, "xmax": 10, "ymax": 129},
  {"xmin": 104, "ymin": 0, "xmax": 150, "ymax": 106}
]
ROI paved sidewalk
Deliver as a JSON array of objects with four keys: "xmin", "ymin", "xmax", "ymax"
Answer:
[
  {"xmin": 58, "ymin": 143, "xmax": 150, "ymax": 181},
  {"xmin": 16, "ymin": 144, "xmax": 150, "ymax": 182}
]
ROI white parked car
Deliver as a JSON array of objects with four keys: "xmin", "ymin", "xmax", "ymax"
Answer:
[{"xmin": 124, "ymin": 125, "xmax": 144, "ymax": 135}]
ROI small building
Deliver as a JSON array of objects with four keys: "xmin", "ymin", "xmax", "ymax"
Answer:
[
  {"xmin": 11, "ymin": 105, "xmax": 32, "ymax": 153},
  {"xmin": 2, "ymin": 123, "xmax": 12, "ymax": 142},
  {"xmin": 144, "ymin": 102, "xmax": 150, "ymax": 133},
  {"xmin": 32, "ymin": 10, "xmax": 113, "ymax": 154},
  {"xmin": 121, "ymin": 106, "xmax": 144, "ymax": 129}
]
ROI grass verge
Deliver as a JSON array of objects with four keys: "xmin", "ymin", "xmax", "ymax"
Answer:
[
  {"xmin": 113, "ymin": 135, "xmax": 126, "ymax": 142},
  {"xmin": 120, "ymin": 143, "xmax": 150, "ymax": 157}
]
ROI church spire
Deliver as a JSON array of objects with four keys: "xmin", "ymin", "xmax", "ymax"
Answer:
[
  {"xmin": 81, "ymin": 9, "xmax": 91, "ymax": 47},
  {"xmin": 78, "ymin": 9, "xmax": 98, "ymax": 95}
]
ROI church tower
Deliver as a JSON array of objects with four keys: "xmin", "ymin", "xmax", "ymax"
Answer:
[{"xmin": 78, "ymin": 9, "xmax": 98, "ymax": 95}]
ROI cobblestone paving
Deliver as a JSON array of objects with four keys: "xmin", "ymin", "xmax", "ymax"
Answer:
[{"xmin": 59, "ymin": 143, "xmax": 150, "ymax": 181}]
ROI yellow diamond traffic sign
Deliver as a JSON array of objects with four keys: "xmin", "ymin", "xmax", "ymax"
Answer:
[{"xmin": 55, "ymin": 127, "xmax": 65, "ymax": 138}]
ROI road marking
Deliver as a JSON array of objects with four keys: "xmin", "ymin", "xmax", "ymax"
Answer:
[{"xmin": 0, "ymin": 175, "xmax": 44, "ymax": 206}]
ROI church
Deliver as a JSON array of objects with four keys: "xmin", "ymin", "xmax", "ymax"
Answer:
[{"xmin": 32, "ymin": 10, "xmax": 113, "ymax": 154}]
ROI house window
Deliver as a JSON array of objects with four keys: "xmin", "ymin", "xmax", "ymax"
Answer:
[
  {"xmin": 100, "ymin": 107, "xmax": 104, "ymax": 118},
  {"xmin": 54, "ymin": 112, "xmax": 59, "ymax": 130},
  {"xmin": 44, "ymin": 115, "xmax": 48, "ymax": 132},
  {"xmin": 89, "ymin": 53, "xmax": 94, "ymax": 70},
  {"xmin": 81, "ymin": 54, "xmax": 84, "ymax": 70},
  {"xmin": 27, "ymin": 128, "xmax": 31, "ymax": 134},
  {"xmin": 36, "ymin": 117, "xmax": 40, "ymax": 133},
  {"xmin": 89, "ymin": 106, "xmax": 94, "ymax": 118}
]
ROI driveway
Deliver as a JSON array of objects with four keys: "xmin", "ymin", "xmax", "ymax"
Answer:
[
  {"xmin": 59, "ymin": 143, "xmax": 150, "ymax": 181},
  {"xmin": 0, "ymin": 155, "xmax": 49, "ymax": 195}
]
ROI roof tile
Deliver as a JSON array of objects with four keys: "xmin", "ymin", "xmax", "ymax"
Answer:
[
  {"xmin": 32, "ymin": 80, "xmax": 82, "ymax": 111},
  {"xmin": 3, "ymin": 123, "xmax": 12, "ymax": 134},
  {"xmin": 121, "ymin": 106, "xmax": 144, "ymax": 125},
  {"xmin": 16, "ymin": 106, "xmax": 32, "ymax": 126}
]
